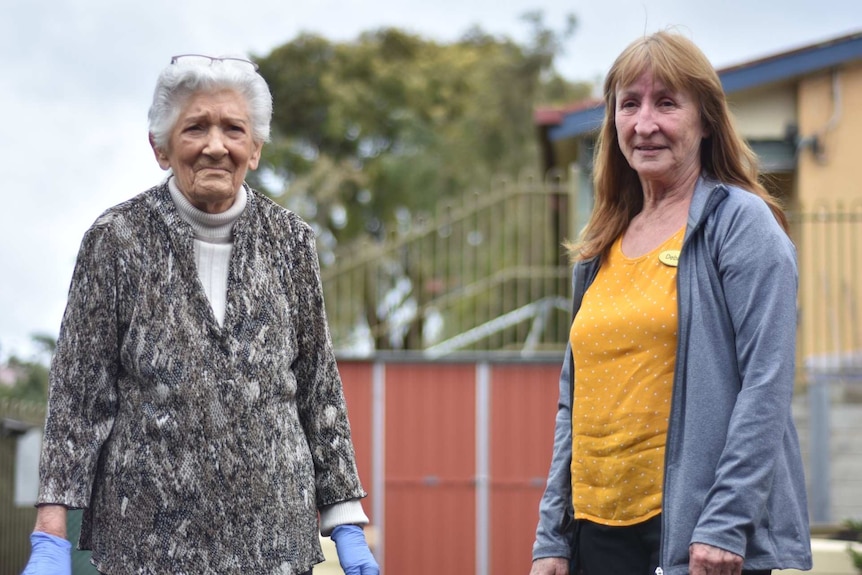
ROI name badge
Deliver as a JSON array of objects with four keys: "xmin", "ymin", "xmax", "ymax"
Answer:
[{"xmin": 659, "ymin": 250, "xmax": 680, "ymax": 267}]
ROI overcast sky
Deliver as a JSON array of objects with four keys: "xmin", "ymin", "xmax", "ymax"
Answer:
[{"xmin": 1, "ymin": 0, "xmax": 860, "ymax": 360}]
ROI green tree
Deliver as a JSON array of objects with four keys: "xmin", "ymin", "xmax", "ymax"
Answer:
[
  {"xmin": 0, "ymin": 334, "xmax": 54, "ymax": 403},
  {"xmin": 251, "ymin": 12, "xmax": 589, "ymax": 249}
]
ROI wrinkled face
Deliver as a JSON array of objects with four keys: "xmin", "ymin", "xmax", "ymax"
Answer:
[
  {"xmin": 614, "ymin": 70, "xmax": 708, "ymax": 190},
  {"xmin": 151, "ymin": 89, "xmax": 262, "ymax": 213}
]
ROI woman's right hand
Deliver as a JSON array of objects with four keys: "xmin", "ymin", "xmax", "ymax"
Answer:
[
  {"xmin": 529, "ymin": 557, "xmax": 569, "ymax": 575},
  {"xmin": 20, "ymin": 532, "xmax": 71, "ymax": 575}
]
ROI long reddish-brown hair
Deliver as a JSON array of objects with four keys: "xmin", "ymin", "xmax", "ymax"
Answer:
[{"xmin": 568, "ymin": 30, "xmax": 787, "ymax": 262}]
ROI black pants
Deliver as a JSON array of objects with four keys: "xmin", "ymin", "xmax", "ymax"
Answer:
[{"xmin": 573, "ymin": 515, "xmax": 770, "ymax": 575}]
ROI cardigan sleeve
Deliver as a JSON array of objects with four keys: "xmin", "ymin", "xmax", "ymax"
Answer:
[
  {"xmin": 690, "ymin": 194, "xmax": 799, "ymax": 555},
  {"xmin": 287, "ymin": 219, "xmax": 367, "ymax": 508},
  {"xmin": 532, "ymin": 342, "xmax": 577, "ymax": 560},
  {"xmin": 38, "ymin": 222, "xmax": 121, "ymax": 508}
]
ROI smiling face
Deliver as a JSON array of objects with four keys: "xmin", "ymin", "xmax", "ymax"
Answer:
[
  {"xmin": 151, "ymin": 89, "xmax": 263, "ymax": 213},
  {"xmin": 614, "ymin": 70, "xmax": 708, "ymax": 191}
]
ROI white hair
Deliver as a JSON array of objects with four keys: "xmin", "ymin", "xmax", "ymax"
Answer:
[{"xmin": 147, "ymin": 56, "xmax": 273, "ymax": 150}]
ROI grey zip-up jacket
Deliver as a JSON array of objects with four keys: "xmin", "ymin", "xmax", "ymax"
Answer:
[
  {"xmin": 532, "ymin": 177, "xmax": 812, "ymax": 574},
  {"xmin": 38, "ymin": 183, "xmax": 366, "ymax": 575}
]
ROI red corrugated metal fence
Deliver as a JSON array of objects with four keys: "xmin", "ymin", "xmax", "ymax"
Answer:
[{"xmin": 337, "ymin": 355, "xmax": 562, "ymax": 575}]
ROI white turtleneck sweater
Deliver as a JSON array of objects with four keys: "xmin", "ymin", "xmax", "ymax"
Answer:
[{"xmin": 168, "ymin": 177, "xmax": 246, "ymax": 326}]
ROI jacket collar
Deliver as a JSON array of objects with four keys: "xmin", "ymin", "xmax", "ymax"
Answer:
[{"xmin": 685, "ymin": 174, "xmax": 728, "ymax": 241}]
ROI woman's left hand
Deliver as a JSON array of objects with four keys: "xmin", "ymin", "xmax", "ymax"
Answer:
[
  {"xmin": 689, "ymin": 542, "xmax": 743, "ymax": 575},
  {"xmin": 331, "ymin": 525, "xmax": 379, "ymax": 575}
]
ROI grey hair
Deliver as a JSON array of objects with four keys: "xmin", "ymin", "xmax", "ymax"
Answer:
[{"xmin": 147, "ymin": 56, "xmax": 273, "ymax": 150}]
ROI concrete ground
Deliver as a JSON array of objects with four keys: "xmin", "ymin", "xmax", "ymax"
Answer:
[{"xmin": 780, "ymin": 538, "xmax": 861, "ymax": 574}]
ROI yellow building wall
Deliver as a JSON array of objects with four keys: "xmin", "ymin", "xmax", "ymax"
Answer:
[
  {"xmin": 797, "ymin": 62, "xmax": 862, "ymax": 203},
  {"xmin": 729, "ymin": 83, "xmax": 797, "ymax": 140},
  {"xmin": 795, "ymin": 62, "xmax": 862, "ymax": 367}
]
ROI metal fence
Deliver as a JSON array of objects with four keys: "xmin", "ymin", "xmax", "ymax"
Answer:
[
  {"xmin": 793, "ymin": 200, "xmax": 862, "ymax": 375},
  {"xmin": 320, "ymin": 170, "xmax": 578, "ymax": 355},
  {"xmin": 792, "ymin": 201, "xmax": 862, "ymax": 524}
]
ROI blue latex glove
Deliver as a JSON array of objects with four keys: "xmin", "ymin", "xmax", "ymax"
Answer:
[
  {"xmin": 21, "ymin": 532, "xmax": 71, "ymax": 575},
  {"xmin": 331, "ymin": 524, "xmax": 379, "ymax": 575}
]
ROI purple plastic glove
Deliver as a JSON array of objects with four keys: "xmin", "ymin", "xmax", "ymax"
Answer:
[
  {"xmin": 21, "ymin": 532, "xmax": 71, "ymax": 575},
  {"xmin": 331, "ymin": 525, "xmax": 379, "ymax": 575}
]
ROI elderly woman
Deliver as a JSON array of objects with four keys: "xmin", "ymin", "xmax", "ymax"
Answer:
[
  {"xmin": 529, "ymin": 32, "xmax": 812, "ymax": 575},
  {"xmin": 22, "ymin": 55, "xmax": 378, "ymax": 575}
]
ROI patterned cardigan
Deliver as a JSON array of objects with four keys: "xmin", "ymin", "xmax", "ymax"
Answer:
[{"xmin": 38, "ymin": 182, "xmax": 366, "ymax": 574}]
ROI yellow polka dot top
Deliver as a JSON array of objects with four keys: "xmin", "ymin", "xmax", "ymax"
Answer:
[{"xmin": 569, "ymin": 226, "xmax": 684, "ymax": 526}]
